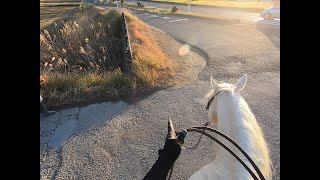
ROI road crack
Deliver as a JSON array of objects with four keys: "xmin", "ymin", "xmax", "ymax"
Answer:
[{"xmin": 50, "ymin": 149, "xmax": 63, "ymax": 180}]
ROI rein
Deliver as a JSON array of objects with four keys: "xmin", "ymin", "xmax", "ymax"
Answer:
[
  {"xmin": 186, "ymin": 126, "xmax": 266, "ymax": 180},
  {"xmin": 168, "ymin": 90, "xmax": 266, "ymax": 180},
  {"xmin": 205, "ymin": 89, "xmax": 265, "ymax": 180}
]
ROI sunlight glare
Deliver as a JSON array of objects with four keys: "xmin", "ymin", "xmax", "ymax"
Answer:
[{"xmin": 179, "ymin": 44, "xmax": 190, "ymax": 56}]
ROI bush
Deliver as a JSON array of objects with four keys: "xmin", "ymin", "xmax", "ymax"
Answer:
[
  {"xmin": 137, "ymin": 2, "xmax": 144, "ymax": 7},
  {"xmin": 171, "ymin": 6, "xmax": 178, "ymax": 13},
  {"xmin": 40, "ymin": 10, "xmax": 123, "ymax": 74}
]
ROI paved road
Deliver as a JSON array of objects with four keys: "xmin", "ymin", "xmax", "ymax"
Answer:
[
  {"xmin": 40, "ymin": 7, "xmax": 280, "ymax": 180},
  {"xmin": 129, "ymin": 0, "xmax": 279, "ymax": 25},
  {"xmin": 131, "ymin": 10, "xmax": 280, "ymax": 177}
]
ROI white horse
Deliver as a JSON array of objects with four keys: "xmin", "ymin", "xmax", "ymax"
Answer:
[{"xmin": 189, "ymin": 74, "xmax": 272, "ymax": 180}]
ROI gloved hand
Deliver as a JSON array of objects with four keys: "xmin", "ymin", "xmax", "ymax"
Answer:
[
  {"xmin": 142, "ymin": 129, "xmax": 187, "ymax": 180},
  {"xmin": 159, "ymin": 130, "xmax": 187, "ymax": 163}
]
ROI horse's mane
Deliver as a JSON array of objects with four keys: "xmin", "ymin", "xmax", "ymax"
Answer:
[{"xmin": 231, "ymin": 93, "xmax": 272, "ymax": 180}]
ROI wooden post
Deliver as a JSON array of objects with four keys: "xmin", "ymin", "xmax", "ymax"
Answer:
[{"xmin": 81, "ymin": 0, "xmax": 84, "ymax": 13}]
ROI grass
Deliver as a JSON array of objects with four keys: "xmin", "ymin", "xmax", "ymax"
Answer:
[
  {"xmin": 40, "ymin": 1, "xmax": 94, "ymax": 29},
  {"xmin": 40, "ymin": 0, "xmax": 82, "ymax": 7},
  {"xmin": 121, "ymin": 9, "xmax": 175, "ymax": 87},
  {"xmin": 41, "ymin": 69, "xmax": 134, "ymax": 107},
  {"xmin": 95, "ymin": 0, "xmax": 115, "ymax": 5},
  {"xmin": 40, "ymin": 0, "xmax": 81, "ymax": 2},
  {"xmin": 125, "ymin": 2, "xmax": 239, "ymax": 22},
  {"xmin": 125, "ymin": 2, "xmax": 172, "ymax": 14},
  {"xmin": 41, "ymin": 7, "xmax": 175, "ymax": 108},
  {"xmin": 40, "ymin": 6, "xmax": 75, "ymax": 29},
  {"xmin": 150, "ymin": 0, "xmax": 273, "ymax": 11},
  {"xmin": 41, "ymin": 8, "xmax": 127, "ymax": 107}
]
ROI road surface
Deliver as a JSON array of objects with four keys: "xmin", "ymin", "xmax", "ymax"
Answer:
[
  {"xmin": 40, "ymin": 6, "xmax": 280, "ymax": 180},
  {"xmin": 129, "ymin": 0, "xmax": 280, "ymax": 25}
]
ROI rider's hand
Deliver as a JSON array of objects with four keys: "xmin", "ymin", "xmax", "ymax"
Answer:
[
  {"xmin": 142, "ymin": 130, "xmax": 187, "ymax": 180},
  {"xmin": 159, "ymin": 131, "xmax": 186, "ymax": 163}
]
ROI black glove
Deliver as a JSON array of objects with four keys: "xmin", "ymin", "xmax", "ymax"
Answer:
[
  {"xmin": 143, "ymin": 130, "xmax": 187, "ymax": 180},
  {"xmin": 159, "ymin": 131, "xmax": 186, "ymax": 163}
]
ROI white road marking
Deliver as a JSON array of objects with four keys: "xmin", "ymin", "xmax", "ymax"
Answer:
[
  {"xmin": 169, "ymin": 19, "xmax": 189, "ymax": 22},
  {"xmin": 240, "ymin": 17, "xmax": 280, "ymax": 26},
  {"xmin": 245, "ymin": 18, "xmax": 264, "ymax": 23},
  {"xmin": 139, "ymin": 11, "xmax": 279, "ymax": 26},
  {"xmin": 258, "ymin": 20, "xmax": 280, "ymax": 26}
]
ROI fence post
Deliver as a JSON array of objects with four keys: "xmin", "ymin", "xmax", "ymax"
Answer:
[
  {"xmin": 121, "ymin": 13, "xmax": 133, "ymax": 75},
  {"xmin": 80, "ymin": 0, "xmax": 84, "ymax": 13}
]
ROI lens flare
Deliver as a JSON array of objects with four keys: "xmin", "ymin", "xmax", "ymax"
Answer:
[{"xmin": 179, "ymin": 45, "xmax": 190, "ymax": 56}]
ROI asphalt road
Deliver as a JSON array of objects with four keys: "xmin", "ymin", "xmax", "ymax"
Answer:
[
  {"xmin": 40, "ymin": 6, "xmax": 280, "ymax": 180},
  {"xmin": 129, "ymin": 0, "xmax": 279, "ymax": 25},
  {"xmin": 132, "ymin": 8, "xmax": 280, "ymax": 177}
]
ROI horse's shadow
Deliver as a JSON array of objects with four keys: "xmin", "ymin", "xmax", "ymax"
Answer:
[{"xmin": 256, "ymin": 20, "xmax": 280, "ymax": 49}]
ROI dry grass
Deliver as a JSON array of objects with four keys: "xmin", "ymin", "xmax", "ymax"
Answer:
[
  {"xmin": 40, "ymin": 6, "xmax": 76, "ymax": 29},
  {"xmin": 41, "ymin": 0, "xmax": 81, "ymax": 2},
  {"xmin": 40, "ymin": 0, "xmax": 81, "ymax": 6},
  {"xmin": 41, "ymin": 9, "xmax": 130, "ymax": 107},
  {"xmin": 40, "ymin": 11, "xmax": 123, "ymax": 73},
  {"xmin": 41, "ymin": 8, "xmax": 176, "ymax": 108},
  {"xmin": 96, "ymin": 0, "xmax": 112, "ymax": 4},
  {"xmin": 40, "ymin": 1, "xmax": 94, "ymax": 30},
  {"xmin": 121, "ymin": 9, "xmax": 175, "ymax": 87},
  {"xmin": 125, "ymin": 3, "xmax": 171, "ymax": 14}
]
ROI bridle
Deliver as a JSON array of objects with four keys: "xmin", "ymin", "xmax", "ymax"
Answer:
[
  {"xmin": 169, "ymin": 89, "xmax": 267, "ymax": 180},
  {"xmin": 206, "ymin": 90, "xmax": 222, "ymax": 110},
  {"xmin": 200, "ymin": 89, "xmax": 266, "ymax": 180}
]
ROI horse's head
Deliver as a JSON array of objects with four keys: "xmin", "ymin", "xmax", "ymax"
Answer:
[{"xmin": 205, "ymin": 74, "xmax": 247, "ymax": 125}]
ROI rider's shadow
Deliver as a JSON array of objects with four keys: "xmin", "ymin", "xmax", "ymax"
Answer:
[{"xmin": 74, "ymin": 101, "xmax": 128, "ymax": 135}]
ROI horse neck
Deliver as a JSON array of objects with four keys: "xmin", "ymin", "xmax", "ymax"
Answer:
[
  {"xmin": 214, "ymin": 92, "xmax": 271, "ymax": 180},
  {"xmin": 211, "ymin": 92, "xmax": 242, "ymax": 178}
]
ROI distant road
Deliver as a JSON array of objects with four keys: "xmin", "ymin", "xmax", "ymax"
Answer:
[{"xmin": 133, "ymin": 0, "xmax": 278, "ymax": 23}]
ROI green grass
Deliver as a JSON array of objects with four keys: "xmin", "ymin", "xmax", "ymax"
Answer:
[
  {"xmin": 42, "ymin": 69, "xmax": 134, "ymax": 107},
  {"xmin": 150, "ymin": 0, "xmax": 273, "ymax": 11}
]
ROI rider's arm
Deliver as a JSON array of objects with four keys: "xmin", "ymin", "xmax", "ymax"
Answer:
[
  {"xmin": 142, "ymin": 149, "xmax": 174, "ymax": 180},
  {"xmin": 142, "ymin": 132, "xmax": 186, "ymax": 180}
]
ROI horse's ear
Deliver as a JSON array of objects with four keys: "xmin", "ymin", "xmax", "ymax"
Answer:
[
  {"xmin": 234, "ymin": 74, "xmax": 247, "ymax": 92},
  {"xmin": 210, "ymin": 76, "xmax": 219, "ymax": 93}
]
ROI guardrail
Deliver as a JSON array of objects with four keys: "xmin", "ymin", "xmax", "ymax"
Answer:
[{"xmin": 121, "ymin": 12, "xmax": 133, "ymax": 75}]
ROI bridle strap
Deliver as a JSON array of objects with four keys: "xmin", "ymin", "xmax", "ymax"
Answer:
[{"xmin": 206, "ymin": 91, "xmax": 221, "ymax": 110}]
